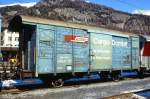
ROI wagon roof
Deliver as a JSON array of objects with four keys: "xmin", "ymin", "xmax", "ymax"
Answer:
[{"xmin": 9, "ymin": 15, "xmax": 138, "ymax": 37}]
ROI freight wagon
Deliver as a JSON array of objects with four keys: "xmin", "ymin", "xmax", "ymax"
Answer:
[{"xmin": 8, "ymin": 15, "xmax": 149, "ymax": 87}]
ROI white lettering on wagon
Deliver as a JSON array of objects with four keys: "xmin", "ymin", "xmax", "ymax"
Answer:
[
  {"xmin": 92, "ymin": 38, "xmax": 128, "ymax": 47},
  {"xmin": 112, "ymin": 40, "xmax": 128, "ymax": 47},
  {"xmin": 92, "ymin": 38, "xmax": 111, "ymax": 46}
]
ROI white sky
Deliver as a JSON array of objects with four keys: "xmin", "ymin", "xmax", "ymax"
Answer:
[
  {"xmin": 133, "ymin": 10, "xmax": 150, "ymax": 16},
  {"xmin": 0, "ymin": 2, "xmax": 36, "ymax": 8}
]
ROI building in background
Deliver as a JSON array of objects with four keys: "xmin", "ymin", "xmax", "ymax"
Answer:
[
  {"xmin": 1, "ymin": 29, "xmax": 19, "ymax": 47},
  {"xmin": 1, "ymin": 28, "xmax": 19, "ymax": 61}
]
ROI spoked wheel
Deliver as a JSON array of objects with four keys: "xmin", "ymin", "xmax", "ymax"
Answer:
[{"xmin": 51, "ymin": 78, "xmax": 64, "ymax": 88}]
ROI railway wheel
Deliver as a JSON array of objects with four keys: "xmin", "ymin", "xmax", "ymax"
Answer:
[
  {"xmin": 51, "ymin": 78, "xmax": 64, "ymax": 88},
  {"xmin": 111, "ymin": 71, "xmax": 121, "ymax": 81},
  {"xmin": 112, "ymin": 74, "xmax": 120, "ymax": 81}
]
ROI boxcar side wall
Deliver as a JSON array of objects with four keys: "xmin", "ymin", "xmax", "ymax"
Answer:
[
  {"xmin": 21, "ymin": 20, "xmax": 140, "ymax": 76},
  {"xmin": 131, "ymin": 36, "xmax": 140, "ymax": 69},
  {"xmin": 36, "ymin": 24, "xmax": 55, "ymax": 74},
  {"xmin": 36, "ymin": 24, "xmax": 90, "ymax": 74},
  {"xmin": 112, "ymin": 36, "xmax": 131, "ymax": 70},
  {"xmin": 90, "ymin": 33, "xmax": 112, "ymax": 71}
]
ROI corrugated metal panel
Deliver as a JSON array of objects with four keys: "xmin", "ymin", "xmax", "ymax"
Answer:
[
  {"xmin": 35, "ymin": 24, "xmax": 90, "ymax": 74},
  {"xmin": 88, "ymin": 29, "xmax": 129, "ymax": 38},
  {"xmin": 112, "ymin": 36, "xmax": 131, "ymax": 69},
  {"xmin": 56, "ymin": 27, "xmax": 89, "ymax": 73},
  {"xmin": 90, "ymin": 33, "xmax": 112, "ymax": 70},
  {"xmin": 36, "ymin": 24, "xmax": 54, "ymax": 73},
  {"xmin": 56, "ymin": 26, "xmax": 73, "ymax": 73},
  {"xmin": 37, "ymin": 24, "xmax": 55, "ymax": 30},
  {"xmin": 131, "ymin": 37, "xmax": 139, "ymax": 69},
  {"xmin": 73, "ymin": 29, "xmax": 89, "ymax": 72}
]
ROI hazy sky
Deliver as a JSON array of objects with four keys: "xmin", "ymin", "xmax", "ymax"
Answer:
[{"xmin": 0, "ymin": 0, "xmax": 150, "ymax": 13}]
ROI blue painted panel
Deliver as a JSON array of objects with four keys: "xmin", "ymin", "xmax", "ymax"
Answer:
[
  {"xmin": 73, "ymin": 29, "xmax": 89, "ymax": 72},
  {"xmin": 55, "ymin": 27, "xmax": 89, "ymax": 73},
  {"xmin": 36, "ymin": 25, "xmax": 90, "ymax": 73},
  {"xmin": 112, "ymin": 36, "xmax": 131, "ymax": 69},
  {"xmin": 56, "ymin": 26, "xmax": 73, "ymax": 73},
  {"xmin": 37, "ymin": 25, "xmax": 54, "ymax": 73},
  {"xmin": 90, "ymin": 33, "xmax": 112, "ymax": 70},
  {"xmin": 38, "ymin": 24, "xmax": 54, "ymax": 30},
  {"xmin": 131, "ymin": 37, "xmax": 139, "ymax": 68}
]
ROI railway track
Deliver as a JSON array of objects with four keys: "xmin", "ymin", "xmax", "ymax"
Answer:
[{"xmin": 1, "ymin": 77, "xmax": 150, "ymax": 99}]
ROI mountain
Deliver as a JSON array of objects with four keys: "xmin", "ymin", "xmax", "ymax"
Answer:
[
  {"xmin": 0, "ymin": 5, "xmax": 27, "ymax": 28},
  {"xmin": 0, "ymin": 0, "xmax": 150, "ymax": 34},
  {"xmin": 20, "ymin": 0, "xmax": 130, "ymax": 31}
]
